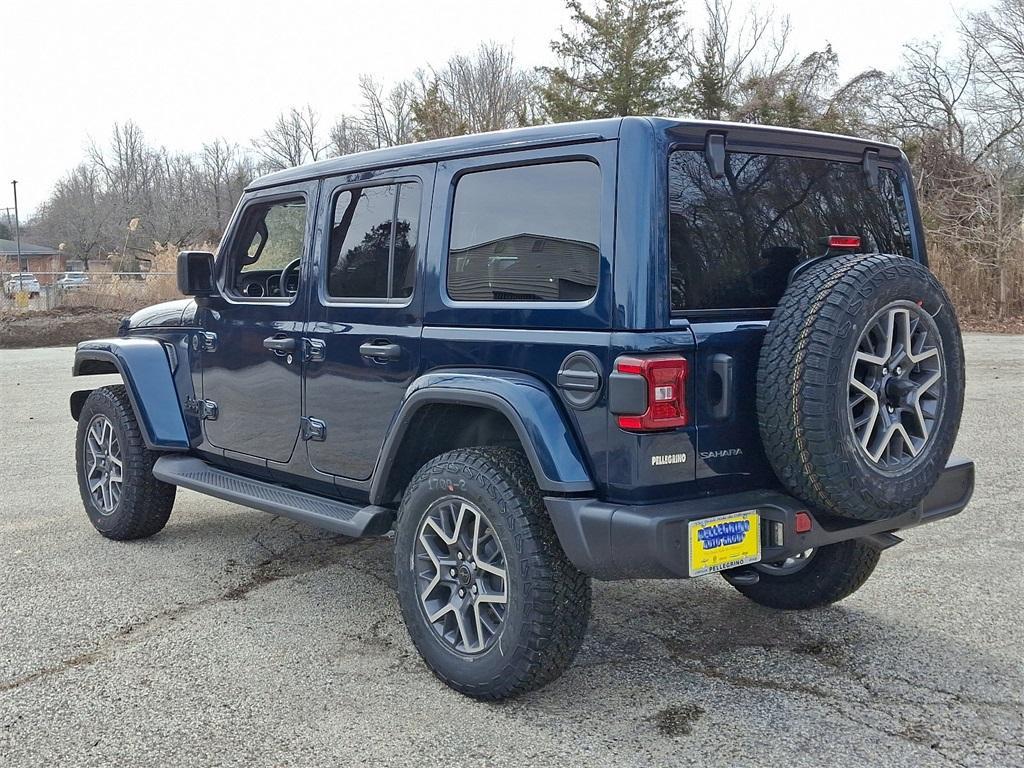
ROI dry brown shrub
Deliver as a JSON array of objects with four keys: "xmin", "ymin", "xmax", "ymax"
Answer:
[{"xmin": 63, "ymin": 243, "xmax": 216, "ymax": 312}]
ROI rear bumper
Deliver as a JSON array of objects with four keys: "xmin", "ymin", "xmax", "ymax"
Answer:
[{"xmin": 545, "ymin": 456, "xmax": 975, "ymax": 580}]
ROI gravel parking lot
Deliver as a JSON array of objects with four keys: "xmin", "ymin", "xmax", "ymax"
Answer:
[{"xmin": 1, "ymin": 336, "xmax": 1021, "ymax": 767}]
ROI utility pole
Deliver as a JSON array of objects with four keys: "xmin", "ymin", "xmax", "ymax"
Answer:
[{"xmin": 11, "ymin": 180, "xmax": 24, "ymax": 291}]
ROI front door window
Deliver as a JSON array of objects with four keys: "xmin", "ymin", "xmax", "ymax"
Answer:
[{"xmin": 226, "ymin": 198, "xmax": 307, "ymax": 300}]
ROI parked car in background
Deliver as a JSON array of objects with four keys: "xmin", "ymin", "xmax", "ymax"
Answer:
[
  {"xmin": 3, "ymin": 273, "xmax": 41, "ymax": 297},
  {"xmin": 57, "ymin": 271, "xmax": 90, "ymax": 290}
]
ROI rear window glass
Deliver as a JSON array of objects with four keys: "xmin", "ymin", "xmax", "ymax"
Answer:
[
  {"xmin": 447, "ymin": 161, "xmax": 601, "ymax": 302},
  {"xmin": 669, "ymin": 150, "xmax": 912, "ymax": 311}
]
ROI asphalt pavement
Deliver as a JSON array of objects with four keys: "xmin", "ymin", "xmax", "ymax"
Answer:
[{"xmin": 1, "ymin": 336, "xmax": 1021, "ymax": 767}]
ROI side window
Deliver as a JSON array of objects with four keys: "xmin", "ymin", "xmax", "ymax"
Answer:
[
  {"xmin": 229, "ymin": 197, "xmax": 307, "ymax": 297},
  {"xmin": 326, "ymin": 182, "xmax": 421, "ymax": 301},
  {"xmin": 447, "ymin": 161, "xmax": 601, "ymax": 302}
]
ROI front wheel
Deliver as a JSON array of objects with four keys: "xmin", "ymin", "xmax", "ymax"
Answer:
[
  {"xmin": 75, "ymin": 385, "xmax": 176, "ymax": 540},
  {"xmin": 394, "ymin": 447, "xmax": 591, "ymax": 700},
  {"xmin": 728, "ymin": 539, "xmax": 881, "ymax": 610}
]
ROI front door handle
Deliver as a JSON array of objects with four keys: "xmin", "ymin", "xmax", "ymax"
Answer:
[
  {"xmin": 263, "ymin": 335, "xmax": 297, "ymax": 355},
  {"xmin": 359, "ymin": 341, "xmax": 401, "ymax": 361}
]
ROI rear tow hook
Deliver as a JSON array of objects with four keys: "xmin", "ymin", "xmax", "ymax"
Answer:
[{"xmin": 721, "ymin": 567, "xmax": 759, "ymax": 586}]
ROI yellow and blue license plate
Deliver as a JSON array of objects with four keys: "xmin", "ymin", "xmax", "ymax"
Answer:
[{"xmin": 688, "ymin": 511, "xmax": 761, "ymax": 577}]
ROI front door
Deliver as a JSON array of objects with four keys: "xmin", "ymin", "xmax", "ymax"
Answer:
[
  {"xmin": 200, "ymin": 181, "xmax": 317, "ymax": 464},
  {"xmin": 303, "ymin": 164, "xmax": 433, "ymax": 481}
]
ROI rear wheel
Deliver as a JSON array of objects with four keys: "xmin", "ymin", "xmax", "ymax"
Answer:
[
  {"xmin": 394, "ymin": 447, "xmax": 591, "ymax": 699},
  {"xmin": 730, "ymin": 539, "xmax": 881, "ymax": 610},
  {"xmin": 75, "ymin": 385, "xmax": 176, "ymax": 540}
]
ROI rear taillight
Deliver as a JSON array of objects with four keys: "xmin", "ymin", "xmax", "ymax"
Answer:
[{"xmin": 614, "ymin": 355, "xmax": 688, "ymax": 431}]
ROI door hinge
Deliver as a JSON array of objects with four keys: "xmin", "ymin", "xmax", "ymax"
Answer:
[
  {"xmin": 301, "ymin": 417, "xmax": 326, "ymax": 441},
  {"xmin": 185, "ymin": 396, "xmax": 219, "ymax": 421},
  {"xmin": 197, "ymin": 331, "xmax": 217, "ymax": 352},
  {"xmin": 303, "ymin": 338, "xmax": 326, "ymax": 363}
]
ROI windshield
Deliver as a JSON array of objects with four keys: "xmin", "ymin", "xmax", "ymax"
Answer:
[{"xmin": 668, "ymin": 150, "xmax": 913, "ymax": 311}]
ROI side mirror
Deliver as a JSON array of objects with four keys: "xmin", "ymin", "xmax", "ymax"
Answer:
[{"xmin": 177, "ymin": 251, "xmax": 217, "ymax": 297}]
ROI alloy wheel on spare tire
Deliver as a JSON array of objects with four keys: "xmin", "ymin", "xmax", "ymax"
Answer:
[{"xmin": 757, "ymin": 253, "xmax": 964, "ymax": 521}]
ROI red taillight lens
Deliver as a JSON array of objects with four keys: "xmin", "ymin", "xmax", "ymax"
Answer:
[
  {"xmin": 615, "ymin": 355, "xmax": 688, "ymax": 431},
  {"xmin": 827, "ymin": 235, "xmax": 861, "ymax": 250}
]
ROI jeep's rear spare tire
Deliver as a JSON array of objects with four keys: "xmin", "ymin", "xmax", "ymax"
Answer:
[{"xmin": 757, "ymin": 253, "xmax": 964, "ymax": 521}]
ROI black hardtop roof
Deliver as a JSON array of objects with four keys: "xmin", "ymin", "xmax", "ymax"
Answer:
[{"xmin": 249, "ymin": 116, "xmax": 902, "ymax": 191}]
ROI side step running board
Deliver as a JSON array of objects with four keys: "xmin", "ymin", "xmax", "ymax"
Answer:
[{"xmin": 152, "ymin": 455, "xmax": 394, "ymax": 537}]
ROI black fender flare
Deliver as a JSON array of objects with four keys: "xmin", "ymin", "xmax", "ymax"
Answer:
[
  {"xmin": 72, "ymin": 338, "xmax": 190, "ymax": 451},
  {"xmin": 369, "ymin": 369, "xmax": 594, "ymax": 504}
]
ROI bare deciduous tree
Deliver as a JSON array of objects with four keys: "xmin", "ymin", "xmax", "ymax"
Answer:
[
  {"xmin": 687, "ymin": 0, "xmax": 793, "ymax": 120},
  {"xmin": 25, "ymin": 0, "xmax": 1022, "ymax": 321},
  {"xmin": 355, "ymin": 76, "xmax": 417, "ymax": 149},
  {"xmin": 870, "ymin": 1, "xmax": 1024, "ymax": 318},
  {"xmin": 252, "ymin": 105, "xmax": 326, "ymax": 171},
  {"xmin": 412, "ymin": 43, "xmax": 538, "ymax": 140}
]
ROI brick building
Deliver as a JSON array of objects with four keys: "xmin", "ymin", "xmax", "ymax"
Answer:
[{"xmin": 0, "ymin": 239, "xmax": 67, "ymax": 285}]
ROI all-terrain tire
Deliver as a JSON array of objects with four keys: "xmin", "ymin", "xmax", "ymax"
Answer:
[
  {"xmin": 75, "ymin": 385, "xmax": 176, "ymax": 540},
  {"xmin": 732, "ymin": 539, "xmax": 881, "ymax": 610},
  {"xmin": 394, "ymin": 447, "xmax": 592, "ymax": 700},
  {"xmin": 758, "ymin": 253, "xmax": 965, "ymax": 521}
]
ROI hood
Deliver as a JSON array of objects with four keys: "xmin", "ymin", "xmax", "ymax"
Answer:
[{"xmin": 122, "ymin": 299, "xmax": 197, "ymax": 333}]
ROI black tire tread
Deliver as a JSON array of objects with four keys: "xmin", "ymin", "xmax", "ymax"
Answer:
[
  {"xmin": 757, "ymin": 253, "xmax": 964, "ymax": 521},
  {"xmin": 76, "ymin": 385, "xmax": 176, "ymax": 540},
  {"xmin": 733, "ymin": 539, "xmax": 881, "ymax": 610},
  {"xmin": 395, "ymin": 446, "xmax": 591, "ymax": 700}
]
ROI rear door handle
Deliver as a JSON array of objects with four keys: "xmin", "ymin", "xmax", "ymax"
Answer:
[
  {"xmin": 359, "ymin": 341, "xmax": 401, "ymax": 361},
  {"xmin": 263, "ymin": 335, "xmax": 297, "ymax": 354}
]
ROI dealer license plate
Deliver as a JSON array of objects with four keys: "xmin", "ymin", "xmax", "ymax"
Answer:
[{"xmin": 688, "ymin": 511, "xmax": 761, "ymax": 577}]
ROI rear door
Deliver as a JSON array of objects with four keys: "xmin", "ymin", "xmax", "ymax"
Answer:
[
  {"xmin": 667, "ymin": 145, "xmax": 918, "ymax": 492},
  {"xmin": 302, "ymin": 163, "xmax": 434, "ymax": 481}
]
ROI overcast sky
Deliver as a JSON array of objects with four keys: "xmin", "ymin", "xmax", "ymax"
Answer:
[{"xmin": 1, "ymin": 0, "xmax": 990, "ymax": 218}]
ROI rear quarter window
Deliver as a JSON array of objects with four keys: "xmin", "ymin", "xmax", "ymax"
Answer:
[
  {"xmin": 669, "ymin": 150, "xmax": 913, "ymax": 311},
  {"xmin": 447, "ymin": 161, "xmax": 601, "ymax": 303}
]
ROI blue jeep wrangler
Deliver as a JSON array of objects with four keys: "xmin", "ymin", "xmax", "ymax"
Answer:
[{"xmin": 70, "ymin": 117, "xmax": 973, "ymax": 699}]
